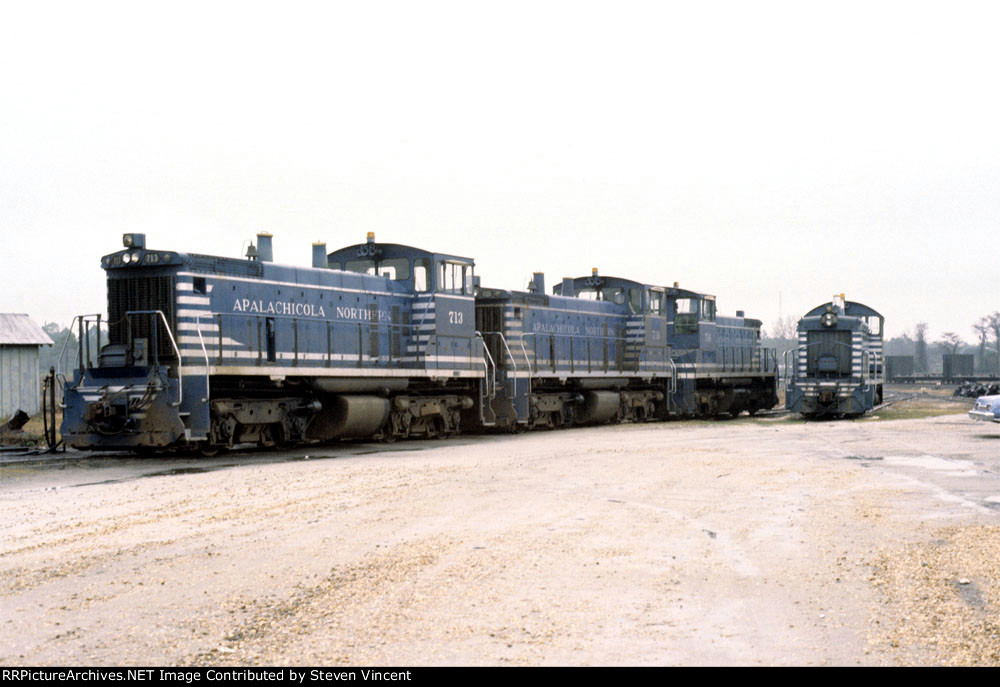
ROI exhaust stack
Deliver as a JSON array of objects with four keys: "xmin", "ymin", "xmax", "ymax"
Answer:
[
  {"xmin": 257, "ymin": 232, "xmax": 273, "ymax": 262},
  {"xmin": 312, "ymin": 242, "xmax": 328, "ymax": 268}
]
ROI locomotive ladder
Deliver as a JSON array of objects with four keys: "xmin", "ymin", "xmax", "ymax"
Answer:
[{"xmin": 474, "ymin": 331, "xmax": 497, "ymax": 427}]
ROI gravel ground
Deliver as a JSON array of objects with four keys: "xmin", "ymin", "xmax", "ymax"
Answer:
[{"xmin": 1, "ymin": 412, "xmax": 998, "ymax": 666}]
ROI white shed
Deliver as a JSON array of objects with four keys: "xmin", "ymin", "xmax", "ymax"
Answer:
[{"xmin": 0, "ymin": 314, "xmax": 55, "ymax": 419}]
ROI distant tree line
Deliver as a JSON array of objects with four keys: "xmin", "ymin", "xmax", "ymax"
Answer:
[{"xmin": 38, "ymin": 322, "xmax": 106, "ymax": 376}]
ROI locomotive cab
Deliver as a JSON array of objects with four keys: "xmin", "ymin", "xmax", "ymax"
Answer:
[{"xmin": 662, "ymin": 285, "xmax": 776, "ymax": 417}]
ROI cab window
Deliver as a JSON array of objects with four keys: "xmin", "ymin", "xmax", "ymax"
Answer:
[
  {"xmin": 701, "ymin": 299, "xmax": 716, "ymax": 321},
  {"xmin": 414, "ymin": 258, "xmax": 430, "ymax": 292},
  {"xmin": 628, "ymin": 288, "xmax": 642, "ymax": 315},
  {"xmin": 439, "ymin": 261, "xmax": 473, "ymax": 294},
  {"xmin": 647, "ymin": 290, "xmax": 664, "ymax": 315},
  {"xmin": 346, "ymin": 257, "xmax": 410, "ymax": 281},
  {"xmin": 674, "ymin": 298, "xmax": 699, "ymax": 334},
  {"xmin": 345, "ymin": 259, "xmax": 375, "ymax": 275}
]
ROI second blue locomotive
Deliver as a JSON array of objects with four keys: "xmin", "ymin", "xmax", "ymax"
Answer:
[{"xmin": 474, "ymin": 269, "xmax": 778, "ymax": 429}]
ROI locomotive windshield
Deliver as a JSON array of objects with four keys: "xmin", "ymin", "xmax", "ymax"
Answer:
[
  {"xmin": 576, "ymin": 286, "xmax": 644, "ymax": 314},
  {"xmin": 675, "ymin": 298, "xmax": 697, "ymax": 314},
  {"xmin": 675, "ymin": 297, "xmax": 715, "ymax": 321}
]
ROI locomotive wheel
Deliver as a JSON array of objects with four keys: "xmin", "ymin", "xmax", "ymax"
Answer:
[
  {"xmin": 196, "ymin": 443, "xmax": 224, "ymax": 458},
  {"xmin": 263, "ymin": 424, "xmax": 295, "ymax": 451},
  {"xmin": 434, "ymin": 417, "xmax": 449, "ymax": 439}
]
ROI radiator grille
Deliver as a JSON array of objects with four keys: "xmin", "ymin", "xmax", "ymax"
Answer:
[
  {"xmin": 368, "ymin": 304, "xmax": 379, "ymax": 360},
  {"xmin": 107, "ymin": 275, "xmax": 177, "ymax": 361},
  {"xmin": 805, "ymin": 330, "xmax": 852, "ymax": 375}
]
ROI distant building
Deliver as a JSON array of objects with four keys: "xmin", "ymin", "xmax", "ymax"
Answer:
[
  {"xmin": 0, "ymin": 314, "xmax": 54, "ymax": 418},
  {"xmin": 885, "ymin": 355, "xmax": 914, "ymax": 382}
]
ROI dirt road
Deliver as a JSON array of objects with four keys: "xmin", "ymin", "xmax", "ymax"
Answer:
[{"xmin": 2, "ymin": 413, "xmax": 998, "ymax": 665}]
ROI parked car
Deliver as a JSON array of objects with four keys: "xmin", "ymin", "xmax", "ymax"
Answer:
[{"xmin": 969, "ymin": 394, "xmax": 1000, "ymax": 423}]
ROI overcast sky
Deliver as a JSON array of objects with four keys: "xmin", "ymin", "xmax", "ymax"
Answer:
[{"xmin": 1, "ymin": 1, "xmax": 997, "ymax": 343}]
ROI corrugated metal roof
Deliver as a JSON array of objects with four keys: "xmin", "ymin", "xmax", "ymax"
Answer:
[{"xmin": 0, "ymin": 313, "xmax": 55, "ymax": 346}]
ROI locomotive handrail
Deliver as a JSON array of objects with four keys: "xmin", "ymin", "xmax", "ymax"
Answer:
[
  {"xmin": 194, "ymin": 315, "xmax": 211, "ymax": 404},
  {"xmin": 473, "ymin": 331, "xmax": 497, "ymax": 428},
  {"xmin": 474, "ymin": 331, "xmax": 496, "ymax": 401},
  {"xmin": 57, "ymin": 314, "xmax": 106, "ymax": 385},
  {"xmin": 782, "ymin": 346, "xmax": 804, "ymax": 387},
  {"xmin": 783, "ymin": 342, "xmax": 861, "ymax": 388},
  {"xmin": 516, "ymin": 336, "xmax": 532, "ymax": 402},
  {"xmin": 871, "ymin": 350, "xmax": 885, "ymax": 386},
  {"xmin": 490, "ymin": 331, "xmax": 519, "ymax": 401},
  {"xmin": 56, "ymin": 314, "xmax": 81, "ymax": 385},
  {"xmin": 126, "ymin": 310, "xmax": 183, "ymax": 407},
  {"xmin": 783, "ymin": 344, "xmax": 819, "ymax": 387},
  {"xmin": 55, "ymin": 314, "xmax": 83, "ymax": 407},
  {"xmin": 517, "ymin": 338, "xmax": 531, "ymax": 379}
]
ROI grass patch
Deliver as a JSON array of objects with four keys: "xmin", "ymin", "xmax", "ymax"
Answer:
[
  {"xmin": 862, "ymin": 396, "xmax": 969, "ymax": 422},
  {"xmin": 0, "ymin": 410, "xmax": 62, "ymax": 447}
]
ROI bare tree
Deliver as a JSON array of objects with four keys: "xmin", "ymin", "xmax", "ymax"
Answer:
[
  {"xmin": 914, "ymin": 322, "xmax": 929, "ymax": 373},
  {"xmin": 936, "ymin": 332, "xmax": 964, "ymax": 356},
  {"xmin": 973, "ymin": 317, "xmax": 990, "ymax": 374},
  {"xmin": 767, "ymin": 315, "xmax": 798, "ymax": 342},
  {"xmin": 989, "ymin": 312, "xmax": 1000, "ymax": 377}
]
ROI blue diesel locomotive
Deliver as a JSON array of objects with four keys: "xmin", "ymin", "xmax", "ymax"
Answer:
[
  {"xmin": 60, "ymin": 233, "xmax": 778, "ymax": 452},
  {"xmin": 474, "ymin": 270, "xmax": 778, "ymax": 428},
  {"xmin": 784, "ymin": 296, "xmax": 884, "ymax": 417},
  {"xmin": 61, "ymin": 232, "xmax": 486, "ymax": 452}
]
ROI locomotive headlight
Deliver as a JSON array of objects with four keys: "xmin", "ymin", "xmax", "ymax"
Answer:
[
  {"xmin": 130, "ymin": 252, "xmax": 140, "ymax": 263},
  {"xmin": 122, "ymin": 252, "xmax": 132, "ymax": 263},
  {"xmin": 822, "ymin": 312, "xmax": 838, "ymax": 328}
]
